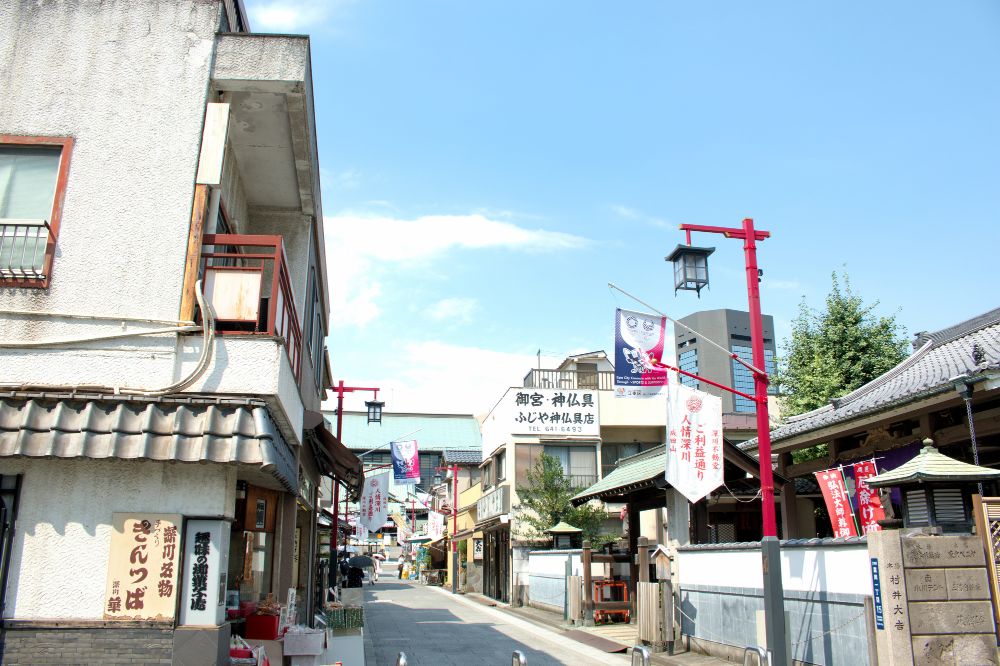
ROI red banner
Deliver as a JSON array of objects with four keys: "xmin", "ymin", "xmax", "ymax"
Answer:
[
  {"xmin": 852, "ymin": 461, "xmax": 886, "ymax": 534},
  {"xmin": 815, "ymin": 469, "xmax": 859, "ymax": 537}
]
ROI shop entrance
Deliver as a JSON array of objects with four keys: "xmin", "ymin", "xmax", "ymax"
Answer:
[{"xmin": 482, "ymin": 524, "xmax": 509, "ymax": 603}]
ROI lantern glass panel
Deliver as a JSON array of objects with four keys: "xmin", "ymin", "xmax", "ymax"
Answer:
[{"xmin": 366, "ymin": 400, "xmax": 384, "ymax": 424}]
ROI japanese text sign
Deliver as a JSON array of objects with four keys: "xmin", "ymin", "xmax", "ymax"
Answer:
[
  {"xmin": 359, "ymin": 473, "xmax": 390, "ymax": 532},
  {"xmin": 104, "ymin": 513, "xmax": 182, "ymax": 621},
  {"xmin": 509, "ymin": 388, "xmax": 599, "ymax": 436},
  {"xmin": 665, "ymin": 383, "xmax": 723, "ymax": 503},
  {"xmin": 614, "ymin": 308, "xmax": 669, "ymax": 398},
  {"xmin": 391, "ymin": 440, "xmax": 420, "ymax": 484},
  {"xmin": 428, "ymin": 511, "xmax": 445, "ymax": 541},
  {"xmin": 179, "ymin": 519, "xmax": 229, "ymax": 626},
  {"xmin": 815, "ymin": 469, "xmax": 859, "ymax": 537},
  {"xmin": 852, "ymin": 461, "xmax": 885, "ymax": 535}
]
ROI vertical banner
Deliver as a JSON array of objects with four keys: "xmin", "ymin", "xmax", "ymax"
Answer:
[
  {"xmin": 356, "ymin": 523, "xmax": 369, "ymax": 543},
  {"xmin": 179, "ymin": 519, "xmax": 229, "ymax": 626},
  {"xmin": 427, "ymin": 511, "xmax": 445, "ymax": 541},
  {"xmin": 391, "ymin": 440, "xmax": 421, "ymax": 484},
  {"xmin": 614, "ymin": 308, "xmax": 669, "ymax": 398},
  {"xmin": 359, "ymin": 473, "xmax": 390, "ymax": 531},
  {"xmin": 104, "ymin": 513, "xmax": 182, "ymax": 621},
  {"xmin": 665, "ymin": 383, "xmax": 724, "ymax": 502},
  {"xmin": 815, "ymin": 469, "xmax": 860, "ymax": 537},
  {"xmin": 853, "ymin": 460, "xmax": 886, "ymax": 534}
]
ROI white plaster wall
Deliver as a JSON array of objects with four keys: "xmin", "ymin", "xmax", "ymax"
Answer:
[
  {"xmin": 599, "ymin": 391, "xmax": 667, "ymax": 427},
  {"xmin": 527, "ymin": 551, "xmax": 584, "ymax": 577},
  {"xmin": 0, "ymin": 1, "xmax": 218, "ymax": 322},
  {"xmin": 1, "ymin": 458, "xmax": 234, "ymax": 620},
  {"xmin": 678, "ymin": 544, "xmax": 873, "ymax": 596}
]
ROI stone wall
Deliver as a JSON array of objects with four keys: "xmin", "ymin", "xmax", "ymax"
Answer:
[{"xmin": 0, "ymin": 625, "xmax": 173, "ymax": 665}]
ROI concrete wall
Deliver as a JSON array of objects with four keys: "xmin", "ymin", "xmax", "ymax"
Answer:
[
  {"xmin": 2, "ymin": 458, "xmax": 233, "ymax": 620},
  {"xmin": 678, "ymin": 539, "xmax": 872, "ymax": 666}
]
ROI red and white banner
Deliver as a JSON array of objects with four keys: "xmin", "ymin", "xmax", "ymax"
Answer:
[
  {"xmin": 815, "ymin": 469, "xmax": 859, "ymax": 537},
  {"xmin": 665, "ymin": 383, "xmax": 724, "ymax": 503},
  {"xmin": 427, "ymin": 511, "xmax": 445, "ymax": 542},
  {"xmin": 852, "ymin": 461, "xmax": 885, "ymax": 534},
  {"xmin": 359, "ymin": 473, "xmax": 389, "ymax": 532}
]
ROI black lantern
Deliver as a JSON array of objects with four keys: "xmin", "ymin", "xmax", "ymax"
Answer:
[
  {"xmin": 365, "ymin": 400, "xmax": 384, "ymax": 424},
  {"xmin": 665, "ymin": 244, "xmax": 715, "ymax": 297}
]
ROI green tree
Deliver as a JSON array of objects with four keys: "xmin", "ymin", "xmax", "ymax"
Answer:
[
  {"xmin": 513, "ymin": 454, "xmax": 617, "ymax": 547},
  {"xmin": 775, "ymin": 272, "xmax": 908, "ymax": 461}
]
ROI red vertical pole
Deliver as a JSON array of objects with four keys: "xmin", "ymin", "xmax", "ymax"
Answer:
[
  {"xmin": 741, "ymin": 218, "xmax": 778, "ymax": 538},
  {"xmin": 331, "ymin": 381, "xmax": 345, "ymax": 572},
  {"xmin": 451, "ymin": 465, "xmax": 459, "ymax": 593}
]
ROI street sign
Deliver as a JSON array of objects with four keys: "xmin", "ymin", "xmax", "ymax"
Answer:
[{"xmin": 871, "ymin": 558, "xmax": 884, "ymax": 630}]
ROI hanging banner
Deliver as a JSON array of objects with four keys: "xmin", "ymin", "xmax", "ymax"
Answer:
[
  {"xmin": 427, "ymin": 511, "xmax": 445, "ymax": 542},
  {"xmin": 356, "ymin": 523, "xmax": 369, "ymax": 542},
  {"xmin": 359, "ymin": 473, "xmax": 390, "ymax": 532},
  {"xmin": 815, "ymin": 469, "xmax": 859, "ymax": 538},
  {"xmin": 391, "ymin": 440, "xmax": 421, "ymax": 484},
  {"xmin": 104, "ymin": 513, "xmax": 182, "ymax": 622},
  {"xmin": 665, "ymin": 383, "xmax": 724, "ymax": 503},
  {"xmin": 852, "ymin": 460, "xmax": 886, "ymax": 535},
  {"xmin": 614, "ymin": 308, "xmax": 669, "ymax": 398}
]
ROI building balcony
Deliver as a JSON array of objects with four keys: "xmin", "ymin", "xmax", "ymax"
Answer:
[
  {"xmin": 567, "ymin": 474, "xmax": 598, "ymax": 490},
  {"xmin": 522, "ymin": 369, "xmax": 614, "ymax": 391},
  {"xmin": 199, "ymin": 233, "xmax": 302, "ymax": 382}
]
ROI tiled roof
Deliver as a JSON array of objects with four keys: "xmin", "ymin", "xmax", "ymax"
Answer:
[
  {"xmin": 329, "ymin": 411, "xmax": 482, "ymax": 452},
  {"xmin": 866, "ymin": 440, "xmax": 1000, "ymax": 487},
  {"xmin": 0, "ymin": 393, "xmax": 296, "ymax": 490},
  {"xmin": 442, "ymin": 449, "xmax": 482, "ymax": 464},
  {"xmin": 571, "ymin": 447, "xmax": 666, "ymax": 504},
  {"xmin": 741, "ymin": 307, "xmax": 1000, "ymax": 452}
]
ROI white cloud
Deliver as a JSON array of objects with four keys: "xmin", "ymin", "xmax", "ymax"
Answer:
[
  {"xmin": 325, "ymin": 212, "xmax": 589, "ymax": 327},
  {"xmin": 426, "ymin": 297, "xmax": 480, "ymax": 324},
  {"xmin": 246, "ymin": 0, "xmax": 337, "ymax": 32},
  {"xmin": 610, "ymin": 204, "xmax": 673, "ymax": 229},
  {"xmin": 324, "ymin": 342, "xmax": 562, "ymax": 416},
  {"xmin": 763, "ymin": 279, "xmax": 802, "ymax": 292}
]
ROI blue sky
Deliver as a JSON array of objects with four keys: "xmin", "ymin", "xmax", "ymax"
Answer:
[{"xmin": 247, "ymin": 1, "xmax": 1000, "ymax": 415}]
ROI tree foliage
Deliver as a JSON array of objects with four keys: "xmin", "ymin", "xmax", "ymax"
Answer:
[
  {"xmin": 513, "ymin": 454, "xmax": 616, "ymax": 547},
  {"xmin": 775, "ymin": 273, "xmax": 908, "ymax": 460}
]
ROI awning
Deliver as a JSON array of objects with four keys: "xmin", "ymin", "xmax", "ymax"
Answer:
[
  {"xmin": 305, "ymin": 410, "xmax": 364, "ymax": 499},
  {"xmin": 0, "ymin": 393, "xmax": 297, "ymax": 491}
]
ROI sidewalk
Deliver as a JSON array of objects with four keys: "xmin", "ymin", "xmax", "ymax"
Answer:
[{"xmin": 455, "ymin": 591, "xmax": 734, "ymax": 666}]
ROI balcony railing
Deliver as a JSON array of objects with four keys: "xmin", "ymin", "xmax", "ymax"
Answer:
[
  {"xmin": 567, "ymin": 474, "xmax": 598, "ymax": 490},
  {"xmin": 200, "ymin": 233, "xmax": 302, "ymax": 381},
  {"xmin": 523, "ymin": 369, "xmax": 614, "ymax": 391},
  {"xmin": 0, "ymin": 219, "xmax": 49, "ymax": 279}
]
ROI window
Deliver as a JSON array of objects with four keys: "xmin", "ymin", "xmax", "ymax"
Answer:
[
  {"xmin": 731, "ymin": 344, "xmax": 777, "ymax": 412},
  {"xmin": 678, "ymin": 349, "xmax": 699, "ymax": 389},
  {"xmin": 0, "ymin": 136, "xmax": 73, "ymax": 286},
  {"xmin": 543, "ymin": 445, "xmax": 597, "ymax": 488},
  {"xmin": 577, "ymin": 362, "xmax": 598, "ymax": 389},
  {"xmin": 304, "ymin": 268, "xmax": 325, "ymax": 390},
  {"xmin": 482, "ymin": 461, "xmax": 493, "ymax": 488},
  {"xmin": 495, "ymin": 451, "xmax": 506, "ymax": 482},
  {"xmin": 601, "ymin": 442, "xmax": 656, "ymax": 477}
]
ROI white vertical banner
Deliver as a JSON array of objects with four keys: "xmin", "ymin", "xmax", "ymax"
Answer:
[
  {"xmin": 359, "ymin": 473, "xmax": 390, "ymax": 532},
  {"xmin": 356, "ymin": 523, "xmax": 369, "ymax": 542},
  {"xmin": 179, "ymin": 519, "xmax": 229, "ymax": 626},
  {"xmin": 428, "ymin": 511, "xmax": 445, "ymax": 541},
  {"xmin": 665, "ymin": 383, "xmax": 724, "ymax": 503}
]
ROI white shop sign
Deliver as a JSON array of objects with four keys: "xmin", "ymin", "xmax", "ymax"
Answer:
[
  {"xmin": 179, "ymin": 519, "xmax": 229, "ymax": 626},
  {"xmin": 508, "ymin": 388, "xmax": 599, "ymax": 436},
  {"xmin": 477, "ymin": 486, "xmax": 509, "ymax": 522}
]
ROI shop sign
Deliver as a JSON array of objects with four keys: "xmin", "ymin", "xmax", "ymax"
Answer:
[
  {"xmin": 509, "ymin": 388, "xmax": 599, "ymax": 436},
  {"xmin": 179, "ymin": 519, "xmax": 228, "ymax": 626},
  {"xmin": 473, "ymin": 538, "xmax": 483, "ymax": 560},
  {"xmin": 477, "ymin": 486, "xmax": 509, "ymax": 522},
  {"xmin": 104, "ymin": 513, "xmax": 182, "ymax": 622}
]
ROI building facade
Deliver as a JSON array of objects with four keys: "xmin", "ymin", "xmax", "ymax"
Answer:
[{"xmin": 0, "ymin": 3, "xmax": 359, "ymax": 662}]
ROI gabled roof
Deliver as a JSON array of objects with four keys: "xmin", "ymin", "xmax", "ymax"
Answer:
[
  {"xmin": 330, "ymin": 411, "xmax": 482, "ymax": 452},
  {"xmin": 741, "ymin": 307, "xmax": 1000, "ymax": 452}
]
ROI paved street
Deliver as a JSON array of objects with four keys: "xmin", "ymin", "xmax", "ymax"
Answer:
[{"xmin": 362, "ymin": 578, "xmax": 630, "ymax": 666}]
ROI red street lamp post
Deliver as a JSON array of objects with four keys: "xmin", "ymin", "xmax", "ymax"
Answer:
[
  {"xmin": 669, "ymin": 218, "xmax": 787, "ymax": 665},
  {"xmin": 436, "ymin": 464, "xmax": 461, "ymax": 594},
  {"xmin": 330, "ymin": 380, "xmax": 382, "ymax": 582}
]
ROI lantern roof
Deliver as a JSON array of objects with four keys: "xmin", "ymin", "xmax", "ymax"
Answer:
[
  {"xmin": 545, "ymin": 521, "xmax": 583, "ymax": 534},
  {"xmin": 866, "ymin": 438, "xmax": 1000, "ymax": 488},
  {"xmin": 665, "ymin": 244, "xmax": 715, "ymax": 262}
]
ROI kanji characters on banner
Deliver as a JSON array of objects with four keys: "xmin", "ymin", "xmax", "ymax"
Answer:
[
  {"xmin": 427, "ymin": 511, "xmax": 445, "ymax": 542},
  {"xmin": 815, "ymin": 469, "xmax": 859, "ymax": 537},
  {"xmin": 665, "ymin": 383, "xmax": 724, "ymax": 502},
  {"xmin": 359, "ymin": 473, "xmax": 389, "ymax": 532},
  {"xmin": 614, "ymin": 308, "xmax": 669, "ymax": 398},
  {"xmin": 391, "ymin": 440, "xmax": 420, "ymax": 484},
  {"xmin": 852, "ymin": 460, "xmax": 886, "ymax": 534}
]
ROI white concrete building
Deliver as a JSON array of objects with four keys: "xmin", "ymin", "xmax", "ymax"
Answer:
[{"xmin": 0, "ymin": 2, "xmax": 359, "ymax": 662}]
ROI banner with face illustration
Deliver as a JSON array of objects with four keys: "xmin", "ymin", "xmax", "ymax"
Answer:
[
  {"xmin": 614, "ymin": 308, "xmax": 669, "ymax": 398},
  {"xmin": 665, "ymin": 383, "xmax": 723, "ymax": 502},
  {"xmin": 391, "ymin": 439, "xmax": 420, "ymax": 484}
]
